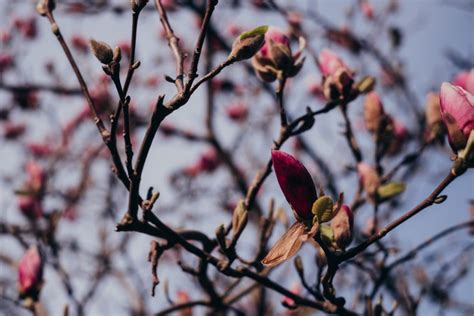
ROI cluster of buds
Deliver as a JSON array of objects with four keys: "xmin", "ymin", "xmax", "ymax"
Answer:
[
  {"xmin": 318, "ymin": 49, "xmax": 355, "ymax": 101},
  {"xmin": 251, "ymin": 27, "xmax": 305, "ymax": 82},
  {"xmin": 262, "ymin": 151, "xmax": 354, "ymax": 267},
  {"xmin": 17, "ymin": 161, "xmax": 46, "ymax": 219},
  {"xmin": 439, "ymin": 82, "xmax": 474, "ymax": 169},
  {"xmin": 18, "ymin": 246, "xmax": 44, "ymax": 301}
]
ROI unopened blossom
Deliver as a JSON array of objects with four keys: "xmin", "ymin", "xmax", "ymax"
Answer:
[
  {"xmin": 424, "ymin": 92, "xmax": 445, "ymax": 143},
  {"xmin": 452, "ymin": 69, "xmax": 474, "ymax": 95},
  {"xmin": 252, "ymin": 27, "xmax": 305, "ymax": 82},
  {"xmin": 271, "ymin": 150, "xmax": 317, "ymax": 220},
  {"xmin": 360, "ymin": 0, "xmax": 375, "ymax": 19},
  {"xmin": 387, "ymin": 119, "xmax": 409, "ymax": 155},
  {"xmin": 18, "ymin": 246, "xmax": 44, "ymax": 299},
  {"xmin": 439, "ymin": 82, "xmax": 474, "ymax": 151},
  {"xmin": 71, "ymin": 34, "xmax": 89, "ymax": 53},
  {"xmin": 364, "ymin": 91, "xmax": 385, "ymax": 133},
  {"xmin": 318, "ymin": 48, "xmax": 354, "ymax": 100},
  {"xmin": 357, "ymin": 163, "xmax": 380, "ymax": 199},
  {"xmin": 0, "ymin": 53, "xmax": 13, "ymax": 72},
  {"xmin": 331, "ymin": 204, "xmax": 353, "ymax": 250},
  {"xmin": 225, "ymin": 103, "xmax": 248, "ymax": 122},
  {"xmin": 17, "ymin": 195, "xmax": 43, "ymax": 219}
]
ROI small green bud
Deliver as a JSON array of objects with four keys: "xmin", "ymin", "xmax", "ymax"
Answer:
[
  {"xmin": 377, "ymin": 182, "xmax": 406, "ymax": 200},
  {"xmin": 229, "ymin": 25, "xmax": 268, "ymax": 61},
  {"xmin": 311, "ymin": 195, "xmax": 334, "ymax": 223}
]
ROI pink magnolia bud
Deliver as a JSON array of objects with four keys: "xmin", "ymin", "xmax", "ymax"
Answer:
[
  {"xmin": 18, "ymin": 246, "xmax": 44, "ymax": 299},
  {"xmin": 17, "ymin": 196, "xmax": 43, "ymax": 219},
  {"xmin": 26, "ymin": 161, "xmax": 46, "ymax": 193},
  {"xmin": 3, "ymin": 122, "xmax": 26, "ymax": 139},
  {"xmin": 331, "ymin": 204, "xmax": 353, "ymax": 250},
  {"xmin": 387, "ymin": 119, "xmax": 409, "ymax": 155},
  {"xmin": 28, "ymin": 143, "xmax": 53, "ymax": 157},
  {"xmin": 357, "ymin": 163, "xmax": 380, "ymax": 198},
  {"xmin": 452, "ymin": 69, "xmax": 474, "ymax": 95},
  {"xmin": 281, "ymin": 282, "xmax": 300, "ymax": 307},
  {"xmin": 0, "ymin": 28, "xmax": 11, "ymax": 44},
  {"xmin": 259, "ymin": 27, "xmax": 290, "ymax": 58},
  {"xmin": 71, "ymin": 34, "xmax": 89, "ymax": 53},
  {"xmin": 318, "ymin": 48, "xmax": 347, "ymax": 77},
  {"xmin": 271, "ymin": 150, "xmax": 317, "ymax": 220},
  {"xmin": 198, "ymin": 149, "xmax": 220, "ymax": 172},
  {"xmin": 360, "ymin": 0, "xmax": 375, "ymax": 19},
  {"xmin": 364, "ymin": 92, "xmax": 385, "ymax": 133},
  {"xmin": 226, "ymin": 23, "xmax": 242, "ymax": 37},
  {"xmin": 252, "ymin": 27, "xmax": 305, "ymax": 82},
  {"xmin": 319, "ymin": 49, "xmax": 354, "ymax": 100},
  {"xmin": 225, "ymin": 103, "xmax": 248, "ymax": 122},
  {"xmin": 439, "ymin": 82, "xmax": 474, "ymax": 151},
  {"xmin": 0, "ymin": 53, "xmax": 13, "ymax": 72},
  {"xmin": 13, "ymin": 17, "xmax": 37, "ymax": 39}
]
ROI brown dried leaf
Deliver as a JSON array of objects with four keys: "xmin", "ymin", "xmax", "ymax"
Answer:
[{"xmin": 261, "ymin": 222, "xmax": 307, "ymax": 267}]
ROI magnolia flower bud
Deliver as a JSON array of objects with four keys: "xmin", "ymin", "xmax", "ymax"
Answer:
[
  {"xmin": 271, "ymin": 150, "xmax": 317, "ymax": 220},
  {"xmin": 90, "ymin": 39, "xmax": 113, "ymax": 64},
  {"xmin": 452, "ymin": 69, "xmax": 474, "ymax": 95},
  {"xmin": 252, "ymin": 27, "xmax": 305, "ymax": 82},
  {"xmin": 225, "ymin": 102, "xmax": 248, "ymax": 122},
  {"xmin": 364, "ymin": 92, "xmax": 385, "ymax": 133},
  {"xmin": 331, "ymin": 204, "xmax": 353, "ymax": 250},
  {"xmin": 439, "ymin": 82, "xmax": 474, "ymax": 152},
  {"xmin": 18, "ymin": 246, "xmax": 44, "ymax": 300},
  {"xmin": 230, "ymin": 25, "xmax": 267, "ymax": 61},
  {"xmin": 319, "ymin": 49, "xmax": 354, "ymax": 100},
  {"xmin": 357, "ymin": 163, "xmax": 380, "ymax": 200},
  {"xmin": 318, "ymin": 49, "xmax": 346, "ymax": 77}
]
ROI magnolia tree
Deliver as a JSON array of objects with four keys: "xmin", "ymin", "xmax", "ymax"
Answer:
[{"xmin": 0, "ymin": 0, "xmax": 473, "ymax": 315}]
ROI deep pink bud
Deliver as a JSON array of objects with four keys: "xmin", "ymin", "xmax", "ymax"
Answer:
[
  {"xmin": 258, "ymin": 27, "xmax": 290, "ymax": 59},
  {"xmin": 26, "ymin": 161, "xmax": 46, "ymax": 192},
  {"xmin": 361, "ymin": 0, "xmax": 375, "ymax": 19},
  {"xmin": 71, "ymin": 34, "xmax": 89, "ymax": 53},
  {"xmin": 28, "ymin": 143, "xmax": 53, "ymax": 157},
  {"xmin": 198, "ymin": 149, "xmax": 220, "ymax": 172},
  {"xmin": 452, "ymin": 69, "xmax": 474, "ymax": 95},
  {"xmin": 18, "ymin": 246, "xmax": 44, "ymax": 299},
  {"xmin": 331, "ymin": 204, "xmax": 353, "ymax": 250},
  {"xmin": 271, "ymin": 150, "xmax": 317, "ymax": 219},
  {"xmin": 0, "ymin": 53, "xmax": 13, "ymax": 72},
  {"xmin": 17, "ymin": 196, "xmax": 43, "ymax": 219},
  {"xmin": 318, "ymin": 48, "xmax": 347, "ymax": 77},
  {"xmin": 225, "ymin": 103, "xmax": 248, "ymax": 122},
  {"xmin": 439, "ymin": 82, "xmax": 474, "ymax": 151}
]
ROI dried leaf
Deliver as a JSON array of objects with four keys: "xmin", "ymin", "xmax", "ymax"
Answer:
[{"xmin": 262, "ymin": 222, "xmax": 306, "ymax": 267}]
